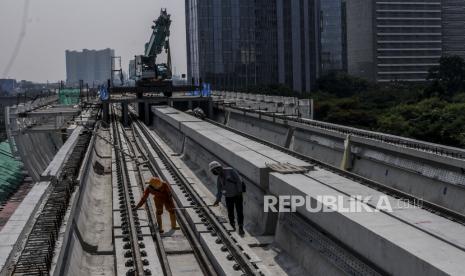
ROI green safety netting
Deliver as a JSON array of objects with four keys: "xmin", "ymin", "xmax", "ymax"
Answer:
[
  {"xmin": 0, "ymin": 141, "xmax": 24, "ymax": 202},
  {"xmin": 58, "ymin": 89, "xmax": 80, "ymax": 105}
]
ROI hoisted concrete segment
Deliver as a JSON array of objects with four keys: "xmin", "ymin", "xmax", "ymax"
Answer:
[
  {"xmin": 5, "ymin": 98, "xmax": 68, "ymax": 182},
  {"xmin": 151, "ymin": 106, "xmax": 465, "ymax": 276},
  {"xmin": 5, "ymin": 96, "xmax": 97, "ymax": 182}
]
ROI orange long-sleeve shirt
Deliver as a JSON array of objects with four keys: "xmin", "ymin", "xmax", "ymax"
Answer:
[{"xmin": 135, "ymin": 181, "xmax": 174, "ymax": 211}]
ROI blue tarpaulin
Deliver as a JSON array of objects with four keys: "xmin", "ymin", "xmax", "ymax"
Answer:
[
  {"xmin": 99, "ymin": 86, "xmax": 109, "ymax": 101},
  {"xmin": 188, "ymin": 83, "xmax": 211, "ymax": 97}
]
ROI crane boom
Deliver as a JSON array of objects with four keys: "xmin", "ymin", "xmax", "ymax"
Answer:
[
  {"xmin": 132, "ymin": 8, "xmax": 197, "ymax": 97},
  {"xmin": 144, "ymin": 9, "xmax": 171, "ymax": 59}
]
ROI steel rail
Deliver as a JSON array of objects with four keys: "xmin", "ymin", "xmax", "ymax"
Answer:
[
  {"xmin": 130, "ymin": 119, "xmax": 218, "ymax": 276},
  {"xmin": 110, "ymin": 106, "xmax": 145, "ymax": 275},
  {"xmin": 121, "ymin": 123, "xmax": 173, "ymax": 276},
  {"xmin": 133, "ymin": 118, "xmax": 262, "ymax": 276}
]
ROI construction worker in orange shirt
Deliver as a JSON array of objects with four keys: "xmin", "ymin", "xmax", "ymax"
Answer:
[{"xmin": 134, "ymin": 176, "xmax": 179, "ymax": 233}]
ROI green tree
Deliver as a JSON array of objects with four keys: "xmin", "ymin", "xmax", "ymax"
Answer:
[
  {"xmin": 426, "ymin": 55, "xmax": 465, "ymax": 97},
  {"xmin": 316, "ymin": 71, "xmax": 369, "ymax": 97},
  {"xmin": 377, "ymin": 98, "xmax": 465, "ymax": 147}
]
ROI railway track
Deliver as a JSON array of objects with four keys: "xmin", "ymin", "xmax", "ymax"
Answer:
[
  {"xmin": 122, "ymin": 128, "xmax": 173, "ymax": 276},
  {"xmin": 129, "ymin": 111, "xmax": 263, "ymax": 275},
  {"xmin": 111, "ymin": 105, "xmax": 221, "ymax": 275},
  {"xmin": 204, "ymin": 117, "xmax": 465, "ymax": 227},
  {"xmin": 124, "ymin": 120, "xmax": 213, "ymax": 276},
  {"xmin": 110, "ymin": 106, "xmax": 154, "ymax": 275},
  {"xmin": 216, "ymin": 103, "xmax": 465, "ymax": 159}
]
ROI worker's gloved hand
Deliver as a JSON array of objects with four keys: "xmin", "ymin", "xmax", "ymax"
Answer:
[{"xmin": 212, "ymin": 201, "xmax": 219, "ymax": 207}]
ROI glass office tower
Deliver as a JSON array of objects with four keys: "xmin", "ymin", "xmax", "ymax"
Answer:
[
  {"xmin": 319, "ymin": 0, "xmax": 346, "ymax": 74},
  {"xmin": 185, "ymin": 0, "xmax": 365, "ymax": 92},
  {"xmin": 276, "ymin": 0, "xmax": 320, "ymax": 92},
  {"xmin": 375, "ymin": 0, "xmax": 443, "ymax": 82},
  {"xmin": 442, "ymin": 0, "xmax": 465, "ymax": 57},
  {"xmin": 185, "ymin": 0, "xmax": 277, "ymax": 90}
]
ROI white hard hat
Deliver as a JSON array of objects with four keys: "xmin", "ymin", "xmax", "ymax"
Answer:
[{"xmin": 209, "ymin": 161, "xmax": 222, "ymax": 172}]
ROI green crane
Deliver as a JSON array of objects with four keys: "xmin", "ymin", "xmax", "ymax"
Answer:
[{"xmin": 135, "ymin": 9, "xmax": 173, "ymax": 93}]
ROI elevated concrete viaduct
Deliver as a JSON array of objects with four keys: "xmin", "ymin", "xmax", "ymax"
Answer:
[
  {"xmin": 213, "ymin": 103, "xmax": 465, "ymax": 216},
  {"xmin": 150, "ymin": 106, "xmax": 465, "ymax": 276},
  {"xmin": 2, "ymin": 98, "xmax": 465, "ymax": 276}
]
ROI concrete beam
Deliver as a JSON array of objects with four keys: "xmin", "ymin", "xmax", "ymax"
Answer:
[
  {"xmin": 269, "ymin": 172, "xmax": 465, "ymax": 276},
  {"xmin": 41, "ymin": 126, "xmax": 83, "ymax": 180}
]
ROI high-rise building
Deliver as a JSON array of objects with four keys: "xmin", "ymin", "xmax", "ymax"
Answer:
[
  {"xmin": 346, "ymin": 0, "xmax": 375, "ymax": 81},
  {"xmin": 128, "ymin": 59, "xmax": 136, "ymax": 80},
  {"xmin": 276, "ymin": 0, "xmax": 320, "ymax": 93},
  {"xmin": 185, "ymin": 0, "xmax": 277, "ymax": 91},
  {"xmin": 351, "ymin": 0, "xmax": 465, "ymax": 83},
  {"xmin": 65, "ymin": 48, "xmax": 114, "ymax": 86},
  {"xmin": 374, "ymin": 1, "xmax": 443, "ymax": 82},
  {"xmin": 186, "ymin": 0, "xmax": 465, "ymax": 91},
  {"xmin": 0, "ymin": 79, "xmax": 17, "ymax": 95},
  {"xmin": 320, "ymin": 0, "xmax": 346, "ymax": 73},
  {"xmin": 186, "ymin": 0, "xmax": 352, "ymax": 93},
  {"xmin": 442, "ymin": 0, "xmax": 465, "ymax": 57},
  {"xmin": 275, "ymin": 0, "xmax": 350, "ymax": 91}
]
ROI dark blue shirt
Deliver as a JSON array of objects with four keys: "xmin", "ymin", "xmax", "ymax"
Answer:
[{"xmin": 216, "ymin": 167, "xmax": 243, "ymax": 201}]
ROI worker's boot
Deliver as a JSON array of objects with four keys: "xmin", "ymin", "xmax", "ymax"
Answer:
[
  {"xmin": 170, "ymin": 212, "xmax": 180, "ymax": 230},
  {"xmin": 238, "ymin": 225, "xmax": 245, "ymax": 236},
  {"xmin": 156, "ymin": 214, "xmax": 164, "ymax": 233}
]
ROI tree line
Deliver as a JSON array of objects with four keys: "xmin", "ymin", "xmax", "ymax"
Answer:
[{"xmin": 244, "ymin": 55, "xmax": 465, "ymax": 148}]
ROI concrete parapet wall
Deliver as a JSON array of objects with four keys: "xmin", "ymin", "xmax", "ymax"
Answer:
[{"xmin": 52, "ymin": 128, "xmax": 114, "ymax": 275}]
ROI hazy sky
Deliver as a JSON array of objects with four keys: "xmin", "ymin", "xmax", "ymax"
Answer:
[{"xmin": 0, "ymin": 0, "xmax": 187, "ymax": 82}]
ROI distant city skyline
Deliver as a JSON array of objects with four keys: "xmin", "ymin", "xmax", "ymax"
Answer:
[
  {"xmin": 0, "ymin": 0, "xmax": 187, "ymax": 83},
  {"xmin": 66, "ymin": 48, "xmax": 114, "ymax": 86},
  {"xmin": 186, "ymin": 0, "xmax": 465, "ymax": 92}
]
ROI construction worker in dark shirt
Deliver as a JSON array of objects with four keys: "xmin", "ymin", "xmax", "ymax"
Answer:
[
  {"xmin": 134, "ymin": 177, "xmax": 179, "ymax": 233},
  {"xmin": 210, "ymin": 161, "xmax": 246, "ymax": 235}
]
